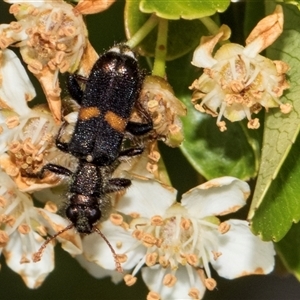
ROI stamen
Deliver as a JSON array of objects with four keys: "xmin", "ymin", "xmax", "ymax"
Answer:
[
  {"xmin": 0, "ymin": 230, "xmax": 9, "ymax": 247},
  {"xmin": 188, "ymin": 288, "xmax": 201, "ymax": 300},
  {"xmin": 147, "ymin": 291, "xmax": 160, "ymax": 300},
  {"xmin": 124, "ymin": 274, "xmax": 137, "ymax": 286},
  {"xmin": 218, "ymin": 222, "xmax": 231, "ymax": 234},
  {"xmin": 163, "ymin": 273, "xmax": 177, "ymax": 287},
  {"xmin": 145, "ymin": 252, "xmax": 158, "ymax": 266},
  {"xmin": 205, "ymin": 278, "xmax": 217, "ymax": 290}
]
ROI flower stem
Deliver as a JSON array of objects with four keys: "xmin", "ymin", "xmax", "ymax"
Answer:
[
  {"xmin": 152, "ymin": 18, "xmax": 168, "ymax": 77},
  {"xmin": 126, "ymin": 14, "xmax": 159, "ymax": 49},
  {"xmin": 199, "ymin": 17, "xmax": 220, "ymax": 35}
]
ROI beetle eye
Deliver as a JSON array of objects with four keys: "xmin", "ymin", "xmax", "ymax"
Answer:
[{"xmin": 66, "ymin": 205, "xmax": 78, "ymax": 223}]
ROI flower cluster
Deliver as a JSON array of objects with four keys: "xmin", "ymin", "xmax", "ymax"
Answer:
[
  {"xmin": 0, "ymin": 1, "xmax": 284, "ymax": 299},
  {"xmin": 0, "ymin": 0, "xmax": 88, "ymax": 122},
  {"xmin": 0, "ymin": 48, "xmax": 82, "ymax": 287},
  {"xmin": 190, "ymin": 6, "xmax": 291, "ymax": 131},
  {"xmin": 79, "ymin": 174, "xmax": 275, "ymax": 300}
]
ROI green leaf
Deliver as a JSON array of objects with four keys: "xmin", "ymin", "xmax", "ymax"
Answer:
[
  {"xmin": 180, "ymin": 104, "xmax": 261, "ymax": 180},
  {"xmin": 248, "ymin": 4, "xmax": 300, "ymax": 235},
  {"xmin": 125, "ymin": 0, "xmax": 208, "ymax": 60},
  {"xmin": 250, "ymin": 129, "xmax": 300, "ymax": 241},
  {"xmin": 166, "ymin": 53, "xmax": 261, "ymax": 180},
  {"xmin": 139, "ymin": 0, "xmax": 230, "ymax": 20},
  {"xmin": 276, "ymin": 222, "xmax": 300, "ymax": 280}
]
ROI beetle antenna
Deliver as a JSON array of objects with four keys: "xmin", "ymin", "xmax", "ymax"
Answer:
[
  {"xmin": 93, "ymin": 226, "xmax": 123, "ymax": 273},
  {"xmin": 32, "ymin": 223, "xmax": 74, "ymax": 262}
]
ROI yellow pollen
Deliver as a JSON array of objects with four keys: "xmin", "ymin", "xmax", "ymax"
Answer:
[
  {"xmin": 218, "ymin": 222, "xmax": 231, "ymax": 234},
  {"xmin": 116, "ymin": 254, "xmax": 127, "ymax": 263},
  {"xmin": 142, "ymin": 233, "xmax": 157, "ymax": 247},
  {"xmin": 18, "ymin": 224, "xmax": 31, "ymax": 234},
  {"xmin": 186, "ymin": 254, "xmax": 199, "ymax": 266},
  {"xmin": 59, "ymin": 60, "xmax": 70, "ymax": 73},
  {"xmin": 44, "ymin": 201, "xmax": 58, "ymax": 213},
  {"xmin": 6, "ymin": 116, "xmax": 20, "ymax": 129},
  {"xmin": 129, "ymin": 212, "xmax": 140, "ymax": 218},
  {"xmin": 132, "ymin": 229, "xmax": 143, "ymax": 240},
  {"xmin": 147, "ymin": 291, "xmax": 160, "ymax": 300},
  {"xmin": 120, "ymin": 222, "xmax": 129, "ymax": 230},
  {"xmin": 217, "ymin": 121, "xmax": 227, "ymax": 132},
  {"xmin": 0, "ymin": 197, "xmax": 6, "ymax": 208},
  {"xmin": 180, "ymin": 218, "xmax": 191, "ymax": 230},
  {"xmin": 150, "ymin": 215, "xmax": 164, "ymax": 226},
  {"xmin": 147, "ymin": 162, "xmax": 158, "ymax": 174},
  {"xmin": 155, "ymin": 238, "xmax": 163, "ymax": 248},
  {"xmin": 147, "ymin": 100, "xmax": 159, "ymax": 112},
  {"xmin": 148, "ymin": 151, "xmax": 161, "ymax": 163},
  {"xmin": 163, "ymin": 274, "xmax": 177, "ymax": 287},
  {"xmin": 159, "ymin": 256, "xmax": 169, "ymax": 268},
  {"xmin": 145, "ymin": 253, "xmax": 158, "ymax": 266},
  {"xmin": 212, "ymin": 251, "xmax": 222, "ymax": 260},
  {"xmin": 205, "ymin": 278, "xmax": 217, "ymax": 291},
  {"xmin": 20, "ymin": 255, "xmax": 30, "ymax": 264},
  {"xmin": 247, "ymin": 118, "xmax": 260, "ymax": 129},
  {"xmin": 168, "ymin": 124, "xmax": 180, "ymax": 135},
  {"xmin": 79, "ymin": 107, "xmax": 101, "ymax": 120},
  {"xmin": 1, "ymin": 215, "xmax": 16, "ymax": 227},
  {"xmin": 124, "ymin": 274, "xmax": 137, "ymax": 286},
  {"xmin": 153, "ymin": 113, "xmax": 162, "ymax": 125},
  {"xmin": 229, "ymin": 80, "xmax": 245, "ymax": 93},
  {"xmin": 0, "ymin": 230, "xmax": 9, "ymax": 247},
  {"xmin": 280, "ymin": 103, "xmax": 292, "ymax": 114},
  {"xmin": 28, "ymin": 60, "xmax": 43, "ymax": 74},
  {"xmin": 23, "ymin": 139, "xmax": 36, "ymax": 154},
  {"xmin": 188, "ymin": 288, "xmax": 201, "ymax": 300},
  {"xmin": 110, "ymin": 213, "xmax": 123, "ymax": 225},
  {"xmin": 116, "ymin": 241, "xmax": 122, "ymax": 249},
  {"xmin": 26, "ymin": 157, "xmax": 33, "ymax": 165},
  {"xmin": 9, "ymin": 141, "xmax": 21, "ymax": 153}
]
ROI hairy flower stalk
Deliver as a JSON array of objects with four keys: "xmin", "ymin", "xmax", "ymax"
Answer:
[{"xmin": 190, "ymin": 5, "xmax": 291, "ymax": 131}]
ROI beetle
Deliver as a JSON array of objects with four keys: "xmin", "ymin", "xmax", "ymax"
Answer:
[{"xmin": 31, "ymin": 45, "xmax": 153, "ymax": 271}]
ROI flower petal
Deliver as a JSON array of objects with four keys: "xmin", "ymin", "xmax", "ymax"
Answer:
[
  {"xmin": 245, "ymin": 5, "xmax": 283, "ymax": 57},
  {"xmin": 76, "ymin": 254, "xmax": 124, "ymax": 284},
  {"xmin": 210, "ymin": 219, "xmax": 275, "ymax": 279},
  {"xmin": 181, "ymin": 177, "xmax": 250, "ymax": 218},
  {"xmin": 142, "ymin": 265, "xmax": 206, "ymax": 300},
  {"xmin": 3, "ymin": 230, "xmax": 54, "ymax": 289},
  {"xmin": 82, "ymin": 220, "xmax": 145, "ymax": 270},
  {"xmin": 116, "ymin": 175, "xmax": 176, "ymax": 218},
  {"xmin": 36, "ymin": 209, "xmax": 83, "ymax": 256},
  {"xmin": 191, "ymin": 25, "xmax": 231, "ymax": 68},
  {"xmin": 0, "ymin": 49, "xmax": 34, "ymax": 115}
]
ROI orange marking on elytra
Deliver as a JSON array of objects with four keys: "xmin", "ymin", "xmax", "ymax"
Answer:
[
  {"xmin": 105, "ymin": 111, "xmax": 126, "ymax": 132},
  {"xmin": 79, "ymin": 107, "xmax": 101, "ymax": 120}
]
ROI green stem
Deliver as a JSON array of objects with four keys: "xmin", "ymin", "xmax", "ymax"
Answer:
[
  {"xmin": 152, "ymin": 18, "xmax": 168, "ymax": 77},
  {"xmin": 126, "ymin": 14, "xmax": 159, "ymax": 49},
  {"xmin": 199, "ymin": 17, "xmax": 220, "ymax": 35}
]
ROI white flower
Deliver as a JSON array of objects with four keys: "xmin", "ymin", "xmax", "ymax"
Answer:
[
  {"xmin": 1, "ymin": 0, "xmax": 88, "ymax": 122},
  {"xmin": 190, "ymin": 5, "xmax": 291, "ymax": 131},
  {"xmin": 0, "ymin": 48, "xmax": 82, "ymax": 287},
  {"xmin": 80, "ymin": 174, "xmax": 275, "ymax": 299}
]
